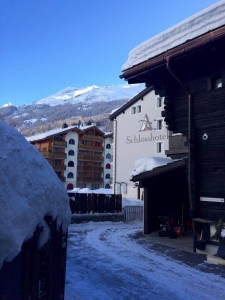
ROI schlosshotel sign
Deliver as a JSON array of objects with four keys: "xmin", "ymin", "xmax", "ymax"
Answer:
[{"xmin": 126, "ymin": 132, "xmax": 169, "ymax": 144}]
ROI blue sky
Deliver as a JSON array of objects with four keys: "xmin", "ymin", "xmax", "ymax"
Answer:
[{"xmin": 1, "ymin": 0, "xmax": 219, "ymax": 106}]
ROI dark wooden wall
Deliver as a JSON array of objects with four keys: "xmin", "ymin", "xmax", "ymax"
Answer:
[{"xmin": 153, "ymin": 39, "xmax": 225, "ymax": 221}]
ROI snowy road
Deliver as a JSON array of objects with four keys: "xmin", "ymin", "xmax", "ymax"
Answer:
[{"xmin": 65, "ymin": 221, "xmax": 225, "ymax": 300}]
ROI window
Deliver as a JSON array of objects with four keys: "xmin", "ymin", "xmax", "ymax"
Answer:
[
  {"xmin": 156, "ymin": 119, "xmax": 163, "ymax": 130},
  {"xmin": 116, "ymin": 183, "xmax": 121, "ymax": 193},
  {"xmin": 67, "ymin": 172, "xmax": 74, "ymax": 178},
  {"xmin": 106, "ymin": 144, "xmax": 111, "ymax": 149},
  {"xmin": 137, "ymin": 105, "xmax": 141, "ymax": 113},
  {"xmin": 67, "ymin": 183, "xmax": 74, "ymax": 190},
  {"xmin": 105, "ymin": 173, "xmax": 110, "ymax": 179},
  {"xmin": 68, "ymin": 150, "xmax": 74, "ymax": 156},
  {"xmin": 156, "ymin": 142, "xmax": 163, "ymax": 153},
  {"xmin": 131, "ymin": 104, "xmax": 141, "ymax": 114},
  {"xmin": 53, "ymin": 159, "xmax": 62, "ymax": 165},
  {"xmin": 69, "ymin": 139, "xmax": 75, "ymax": 145},
  {"xmin": 106, "ymin": 163, "xmax": 111, "ymax": 169},
  {"xmin": 68, "ymin": 161, "xmax": 74, "ymax": 167},
  {"xmin": 131, "ymin": 106, "xmax": 136, "ymax": 114},
  {"xmin": 122, "ymin": 183, "xmax": 127, "ymax": 194},
  {"xmin": 106, "ymin": 153, "xmax": 111, "ymax": 159},
  {"xmin": 156, "ymin": 96, "xmax": 163, "ymax": 108},
  {"xmin": 54, "ymin": 135, "xmax": 63, "ymax": 141},
  {"xmin": 105, "ymin": 184, "xmax": 110, "ymax": 189}
]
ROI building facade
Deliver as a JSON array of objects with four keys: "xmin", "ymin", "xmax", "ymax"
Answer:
[
  {"xmin": 27, "ymin": 125, "xmax": 113, "ymax": 191},
  {"xmin": 120, "ymin": 1, "xmax": 225, "ymax": 254},
  {"xmin": 109, "ymin": 87, "xmax": 169, "ymax": 199}
]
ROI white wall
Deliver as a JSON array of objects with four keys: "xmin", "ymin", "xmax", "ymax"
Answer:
[
  {"xmin": 65, "ymin": 131, "xmax": 79, "ymax": 189},
  {"xmin": 113, "ymin": 90, "xmax": 169, "ymax": 199},
  {"xmin": 103, "ymin": 136, "xmax": 113, "ymax": 189}
]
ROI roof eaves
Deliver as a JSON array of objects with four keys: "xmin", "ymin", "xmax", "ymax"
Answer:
[{"xmin": 109, "ymin": 86, "xmax": 153, "ymax": 120}]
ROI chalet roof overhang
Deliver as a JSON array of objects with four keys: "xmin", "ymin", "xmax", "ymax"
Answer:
[
  {"xmin": 109, "ymin": 86, "xmax": 153, "ymax": 120},
  {"xmin": 131, "ymin": 158, "xmax": 187, "ymax": 185},
  {"xmin": 120, "ymin": 25, "xmax": 225, "ymax": 84}
]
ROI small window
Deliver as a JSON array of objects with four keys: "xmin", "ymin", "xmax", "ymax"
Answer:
[
  {"xmin": 156, "ymin": 96, "xmax": 163, "ymax": 108},
  {"xmin": 131, "ymin": 105, "xmax": 141, "ymax": 114},
  {"xmin": 105, "ymin": 173, "xmax": 110, "ymax": 179},
  {"xmin": 69, "ymin": 139, "xmax": 75, "ymax": 145},
  {"xmin": 67, "ymin": 172, "xmax": 74, "ymax": 178},
  {"xmin": 106, "ymin": 144, "xmax": 111, "ymax": 149},
  {"xmin": 106, "ymin": 153, "xmax": 111, "ymax": 159},
  {"xmin": 156, "ymin": 142, "xmax": 163, "ymax": 153},
  {"xmin": 122, "ymin": 183, "xmax": 127, "ymax": 194},
  {"xmin": 156, "ymin": 119, "xmax": 163, "ymax": 130},
  {"xmin": 105, "ymin": 184, "xmax": 110, "ymax": 189},
  {"xmin": 137, "ymin": 105, "xmax": 141, "ymax": 113},
  {"xmin": 116, "ymin": 183, "xmax": 121, "ymax": 193},
  {"xmin": 68, "ymin": 150, "xmax": 74, "ymax": 156},
  {"xmin": 67, "ymin": 183, "xmax": 74, "ymax": 190},
  {"xmin": 106, "ymin": 163, "xmax": 111, "ymax": 169},
  {"xmin": 68, "ymin": 161, "xmax": 74, "ymax": 167},
  {"xmin": 131, "ymin": 106, "xmax": 136, "ymax": 114}
]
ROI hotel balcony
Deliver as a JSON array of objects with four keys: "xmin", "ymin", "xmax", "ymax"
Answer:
[
  {"xmin": 53, "ymin": 140, "xmax": 67, "ymax": 147},
  {"xmin": 42, "ymin": 151, "xmax": 66, "ymax": 159}
]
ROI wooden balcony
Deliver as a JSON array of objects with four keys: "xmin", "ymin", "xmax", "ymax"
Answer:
[
  {"xmin": 78, "ymin": 144, "xmax": 104, "ymax": 151},
  {"xmin": 82, "ymin": 135, "xmax": 103, "ymax": 140},
  {"xmin": 53, "ymin": 141, "xmax": 67, "ymax": 147},
  {"xmin": 42, "ymin": 151, "xmax": 66, "ymax": 159},
  {"xmin": 49, "ymin": 162, "xmax": 66, "ymax": 172}
]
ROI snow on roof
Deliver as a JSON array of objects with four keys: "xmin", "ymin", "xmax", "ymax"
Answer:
[
  {"xmin": 27, "ymin": 124, "xmax": 106, "ymax": 143},
  {"xmin": 26, "ymin": 125, "xmax": 80, "ymax": 142},
  {"xmin": 122, "ymin": 1, "xmax": 225, "ymax": 71},
  {"xmin": 0, "ymin": 121, "xmax": 71, "ymax": 267},
  {"xmin": 130, "ymin": 156, "xmax": 174, "ymax": 179}
]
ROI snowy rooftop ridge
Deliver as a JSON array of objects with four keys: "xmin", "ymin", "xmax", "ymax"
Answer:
[
  {"xmin": 122, "ymin": 1, "xmax": 225, "ymax": 71},
  {"xmin": 0, "ymin": 121, "xmax": 71, "ymax": 267},
  {"xmin": 26, "ymin": 124, "xmax": 104, "ymax": 142}
]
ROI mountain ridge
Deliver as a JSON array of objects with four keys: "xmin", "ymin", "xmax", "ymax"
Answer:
[{"xmin": 1, "ymin": 84, "xmax": 144, "ymax": 136}]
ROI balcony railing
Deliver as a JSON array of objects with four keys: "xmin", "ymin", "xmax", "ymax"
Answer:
[
  {"xmin": 42, "ymin": 151, "xmax": 66, "ymax": 159},
  {"xmin": 53, "ymin": 141, "xmax": 67, "ymax": 147},
  {"xmin": 49, "ymin": 163, "xmax": 66, "ymax": 171}
]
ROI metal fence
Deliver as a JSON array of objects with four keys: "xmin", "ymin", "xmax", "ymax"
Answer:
[
  {"xmin": 123, "ymin": 205, "xmax": 144, "ymax": 222},
  {"xmin": 68, "ymin": 193, "xmax": 122, "ymax": 214}
]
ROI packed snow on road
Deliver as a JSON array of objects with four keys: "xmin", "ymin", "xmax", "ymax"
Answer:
[{"xmin": 65, "ymin": 221, "xmax": 225, "ymax": 300}]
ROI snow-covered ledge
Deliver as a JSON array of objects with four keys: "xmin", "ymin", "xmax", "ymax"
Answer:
[
  {"xmin": 130, "ymin": 156, "xmax": 174, "ymax": 179},
  {"xmin": 0, "ymin": 121, "xmax": 71, "ymax": 267}
]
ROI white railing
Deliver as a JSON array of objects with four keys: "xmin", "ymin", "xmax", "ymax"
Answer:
[{"xmin": 123, "ymin": 206, "xmax": 143, "ymax": 222}]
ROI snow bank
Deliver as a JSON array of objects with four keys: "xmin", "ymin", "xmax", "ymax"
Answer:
[
  {"xmin": 130, "ymin": 156, "xmax": 174, "ymax": 179},
  {"xmin": 0, "ymin": 121, "xmax": 71, "ymax": 267},
  {"xmin": 122, "ymin": 1, "xmax": 225, "ymax": 71}
]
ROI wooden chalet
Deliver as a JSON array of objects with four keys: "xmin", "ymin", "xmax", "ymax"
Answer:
[{"xmin": 120, "ymin": 2, "xmax": 225, "ymax": 252}]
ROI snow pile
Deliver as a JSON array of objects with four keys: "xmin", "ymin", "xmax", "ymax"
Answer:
[
  {"xmin": 0, "ymin": 121, "xmax": 71, "ymax": 267},
  {"xmin": 130, "ymin": 156, "xmax": 174, "ymax": 179},
  {"xmin": 122, "ymin": 1, "xmax": 225, "ymax": 71},
  {"xmin": 122, "ymin": 198, "xmax": 143, "ymax": 207}
]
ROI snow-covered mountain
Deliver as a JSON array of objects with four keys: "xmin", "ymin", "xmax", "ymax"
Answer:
[
  {"xmin": 34, "ymin": 84, "xmax": 143, "ymax": 106},
  {"xmin": 1, "ymin": 84, "xmax": 144, "ymax": 136}
]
